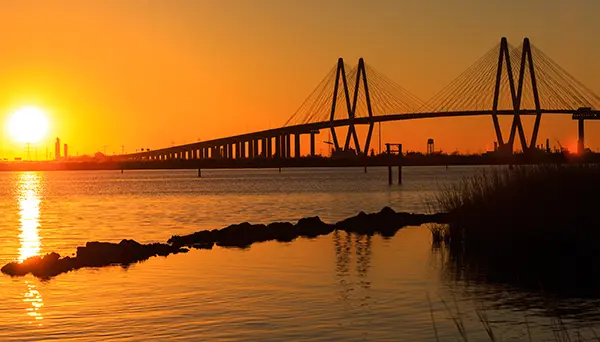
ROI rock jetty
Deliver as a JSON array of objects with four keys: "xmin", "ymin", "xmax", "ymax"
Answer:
[{"xmin": 2, "ymin": 207, "xmax": 447, "ymax": 278}]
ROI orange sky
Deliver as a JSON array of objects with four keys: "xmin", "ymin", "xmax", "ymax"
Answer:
[{"xmin": 0, "ymin": 0, "xmax": 598, "ymax": 158}]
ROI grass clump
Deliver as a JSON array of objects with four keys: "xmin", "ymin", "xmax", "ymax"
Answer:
[{"xmin": 432, "ymin": 164, "xmax": 600, "ymax": 296}]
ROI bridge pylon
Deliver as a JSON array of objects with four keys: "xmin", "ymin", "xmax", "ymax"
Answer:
[
  {"xmin": 491, "ymin": 37, "xmax": 542, "ymax": 154},
  {"xmin": 328, "ymin": 57, "xmax": 375, "ymax": 156}
]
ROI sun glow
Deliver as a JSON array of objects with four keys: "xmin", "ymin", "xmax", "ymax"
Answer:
[{"xmin": 7, "ymin": 106, "xmax": 49, "ymax": 144}]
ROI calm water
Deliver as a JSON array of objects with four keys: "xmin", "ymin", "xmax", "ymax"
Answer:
[{"xmin": 0, "ymin": 167, "xmax": 598, "ymax": 341}]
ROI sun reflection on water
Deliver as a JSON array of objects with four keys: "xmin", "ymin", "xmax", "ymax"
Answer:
[
  {"xmin": 18, "ymin": 172, "xmax": 42, "ymax": 262},
  {"xmin": 17, "ymin": 172, "xmax": 44, "ymax": 325},
  {"xmin": 23, "ymin": 281, "xmax": 44, "ymax": 325}
]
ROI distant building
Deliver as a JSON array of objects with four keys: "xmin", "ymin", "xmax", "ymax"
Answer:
[
  {"xmin": 64, "ymin": 144, "xmax": 69, "ymax": 159},
  {"xmin": 55, "ymin": 138, "xmax": 61, "ymax": 160}
]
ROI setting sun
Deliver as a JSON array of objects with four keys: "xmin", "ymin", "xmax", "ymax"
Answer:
[{"xmin": 7, "ymin": 106, "xmax": 49, "ymax": 144}]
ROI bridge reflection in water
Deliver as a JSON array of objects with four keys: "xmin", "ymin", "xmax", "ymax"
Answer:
[{"xmin": 334, "ymin": 230, "xmax": 372, "ymax": 307}]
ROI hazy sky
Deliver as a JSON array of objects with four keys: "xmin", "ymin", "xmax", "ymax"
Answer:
[{"xmin": 0, "ymin": 0, "xmax": 598, "ymax": 157}]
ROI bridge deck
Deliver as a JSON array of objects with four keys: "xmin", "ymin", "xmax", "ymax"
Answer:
[{"xmin": 127, "ymin": 109, "xmax": 581, "ymax": 158}]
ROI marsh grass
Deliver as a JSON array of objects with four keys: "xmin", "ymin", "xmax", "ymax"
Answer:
[
  {"xmin": 429, "ymin": 293, "xmax": 600, "ymax": 341},
  {"xmin": 431, "ymin": 164, "xmax": 600, "ymax": 295}
]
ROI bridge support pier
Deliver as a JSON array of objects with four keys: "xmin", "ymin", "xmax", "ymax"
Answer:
[
  {"xmin": 275, "ymin": 135, "xmax": 282, "ymax": 159},
  {"xmin": 267, "ymin": 137, "xmax": 273, "ymax": 158},
  {"xmin": 248, "ymin": 140, "xmax": 256, "ymax": 158},
  {"xmin": 253, "ymin": 139, "xmax": 259, "ymax": 158},
  {"xmin": 578, "ymin": 119, "xmax": 585, "ymax": 155},
  {"xmin": 261, "ymin": 138, "xmax": 267, "ymax": 158},
  {"xmin": 310, "ymin": 132, "xmax": 316, "ymax": 156},
  {"xmin": 285, "ymin": 134, "xmax": 291, "ymax": 159},
  {"xmin": 295, "ymin": 134, "xmax": 301, "ymax": 158}
]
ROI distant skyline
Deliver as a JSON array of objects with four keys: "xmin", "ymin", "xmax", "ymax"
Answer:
[{"xmin": 0, "ymin": 0, "xmax": 598, "ymax": 158}]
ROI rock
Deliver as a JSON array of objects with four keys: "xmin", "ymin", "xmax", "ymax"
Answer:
[
  {"xmin": 295, "ymin": 216, "xmax": 334, "ymax": 238},
  {"xmin": 2, "ymin": 240, "xmax": 188, "ymax": 278},
  {"xmin": 1, "ymin": 207, "xmax": 448, "ymax": 279}
]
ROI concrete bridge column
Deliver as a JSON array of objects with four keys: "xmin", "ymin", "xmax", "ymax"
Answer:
[
  {"xmin": 275, "ymin": 135, "xmax": 282, "ymax": 158},
  {"xmin": 310, "ymin": 132, "xmax": 316, "ymax": 156},
  {"xmin": 246, "ymin": 140, "xmax": 251, "ymax": 158},
  {"xmin": 235, "ymin": 142, "xmax": 240, "ymax": 159},
  {"xmin": 282, "ymin": 135, "xmax": 288, "ymax": 158},
  {"xmin": 267, "ymin": 137, "xmax": 273, "ymax": 158},
  {"xmin": 261, "ymin": 138, "xmax": 267, "ymax": 157},
  {"xmin": 253, "ymin": 139, "xmax": 259, "ymax": 158},
  {"xmin": 285, "ymin": 134, "xmax": 291, "ymax": 159},
  {"xmin": 247, "ymin": 140, "xmax": 254, "ymax": 158},
  {"xmin": 295, "ymin": 133, "xmax": 301, "ymax": 158}
]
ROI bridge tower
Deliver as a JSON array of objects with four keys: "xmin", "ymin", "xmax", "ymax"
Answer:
[
  {"xmin": 491, "ymin": 37, "xmax": 542, "ymax": 154},
  {"xmin": 328, "ymin": 57, "xmax": 375, "ymax": 156}
]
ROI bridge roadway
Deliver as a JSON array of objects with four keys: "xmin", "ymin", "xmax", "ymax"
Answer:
[{"xmin": 125, "ymin": 109, "xmax": 581, "ymax": 161}]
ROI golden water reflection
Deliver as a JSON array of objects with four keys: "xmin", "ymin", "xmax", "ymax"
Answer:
[
  {"xmin": 17, "ymin": 172, "xmax": 44, "ymax": 325},
  {"xmin": 23, "ymin": 281, "xmax": 44, "ymax": 325},
  {"xmin": 18, "ymin": 172, "xmax": 42, "ymax": 262}
]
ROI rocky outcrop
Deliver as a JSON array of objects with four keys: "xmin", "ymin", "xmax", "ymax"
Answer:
[
  {"xmin": 1, "ymin": 240, "xmax": 188, "ymax": 278},
  {"xmin": 2, "ymin": 207, "xmax": 447, "ymax": 278},
  {"xmin": 168, "ymin": 207, "xmax": 447, "ymax": 248}
]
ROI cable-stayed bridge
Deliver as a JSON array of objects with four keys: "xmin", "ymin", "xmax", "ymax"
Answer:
[{"xmin": 126, "ymin": 37, "xmax": 600, "ymax": 162}]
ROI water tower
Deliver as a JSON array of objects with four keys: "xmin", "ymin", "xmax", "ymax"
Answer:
[{"xmin": 427, "ymin": 138, "xmax": 434, "ymax": 155}]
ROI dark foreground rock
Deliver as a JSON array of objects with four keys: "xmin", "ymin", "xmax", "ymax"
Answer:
[
  {"xmin": 169, "ymin": 207, "xmax": 448, "ymax": 248},
  {"xmin": 1, "ymin": 240, "xmax": 188, "ymax": 278},
  {"xmin": 3, "ymin": 207, "xmax": 447, "ymax": 278}
]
